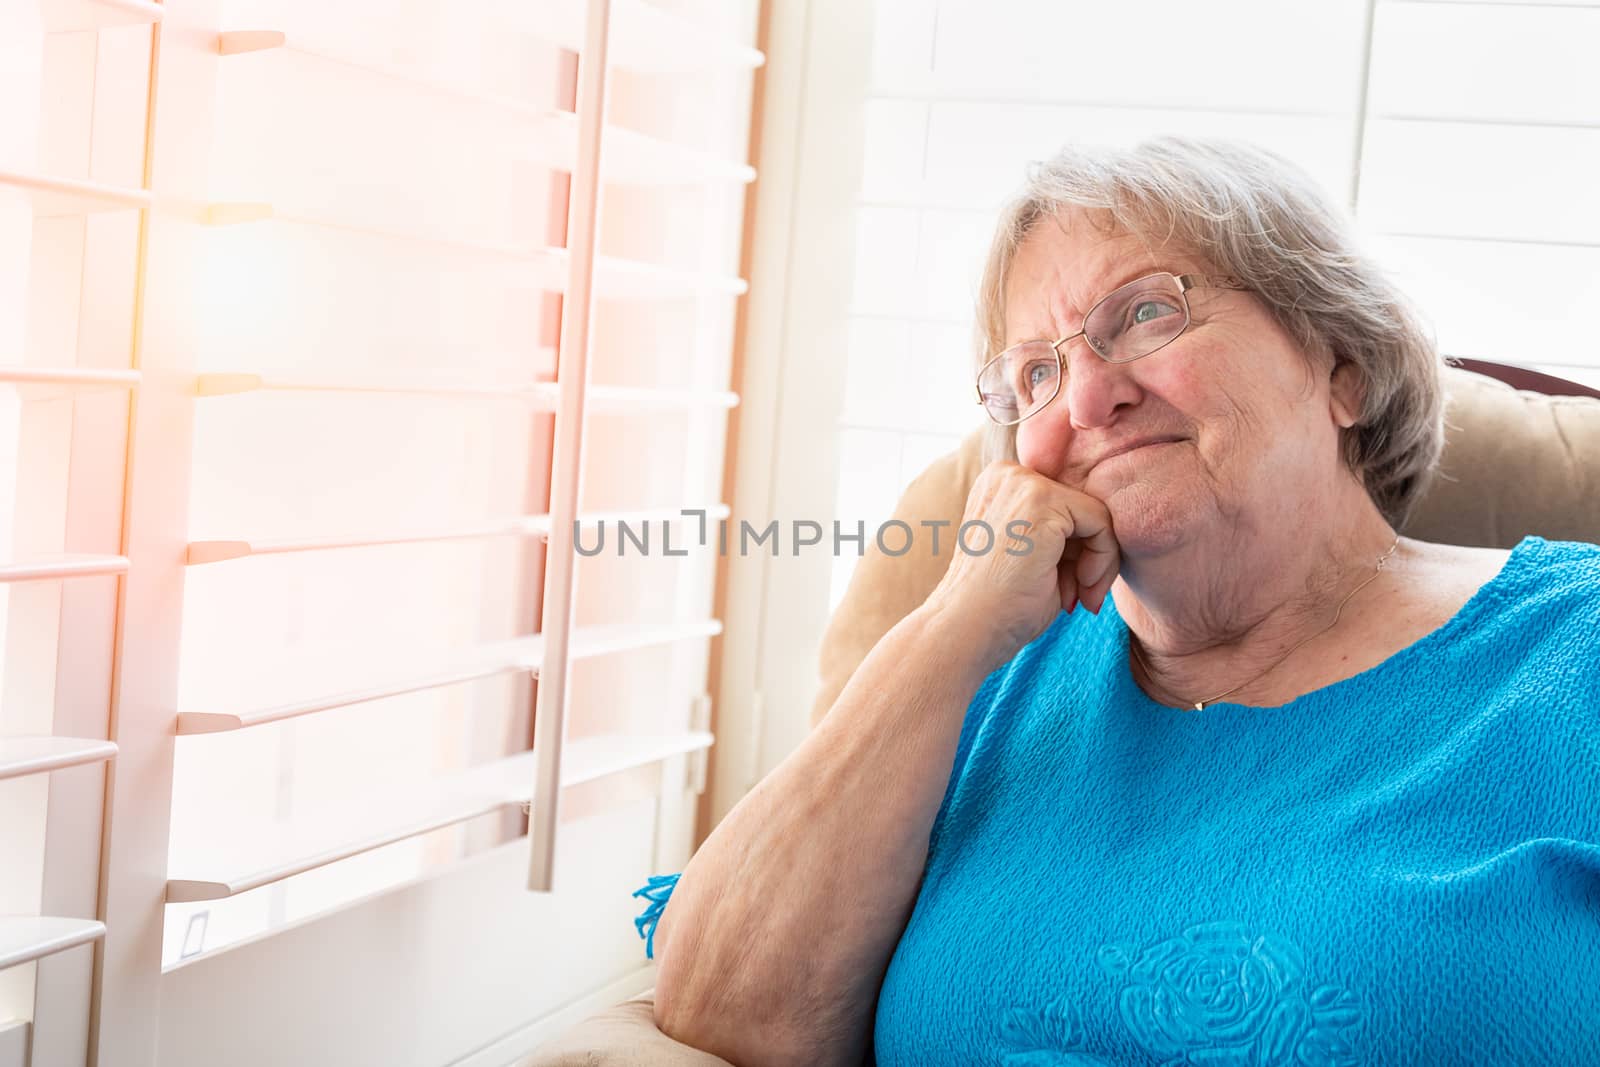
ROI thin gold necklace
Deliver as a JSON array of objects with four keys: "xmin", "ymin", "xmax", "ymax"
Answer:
[{"xmin": 1128, "ymin": 537, "xmax": 1401, "ymax": 711}]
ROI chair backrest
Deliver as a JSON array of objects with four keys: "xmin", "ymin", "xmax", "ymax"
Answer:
[
  {"xmin": 1450, "ymin": 358, "xmax": 1600, "ymax": 400},
  {"xmin": 810, "ymin": 363, "xmax": 1600, "ymax": 727}
]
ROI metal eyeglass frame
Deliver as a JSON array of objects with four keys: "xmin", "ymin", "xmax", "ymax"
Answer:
[{"xmin": 973, "ymin": 271, "xmax": 1250, "ymax": 427}]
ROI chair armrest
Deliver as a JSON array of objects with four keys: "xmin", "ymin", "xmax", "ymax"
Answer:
[{"xmin": 519, "ymin": 990, "xmax": 737, "ymax": 1067}]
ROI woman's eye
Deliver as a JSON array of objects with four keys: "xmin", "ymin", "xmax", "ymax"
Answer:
[
  {"xmin": 1131, "ymin": 299, "xmax": 1179, "ymax": 325},
  {"xmin": 1025, "ymin": 361, "xmax": 1055, "ymax": 389}
]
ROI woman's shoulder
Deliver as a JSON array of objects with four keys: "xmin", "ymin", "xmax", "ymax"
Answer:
[
  {"xmin": 1498, "ymin": 535, "xmax": 1600, "ymax": 606},
  {"xmin": 1465, "ymin": 535, "xmax": 1600, "ymax": 691},
  {"xmin": 1388, "ymin": 537, "xmax": 1595, "ymax": 694}
]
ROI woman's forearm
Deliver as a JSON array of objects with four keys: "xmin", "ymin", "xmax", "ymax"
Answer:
[{"xmin": 651, "ymin": 600, "xmax": 1002, "ymax": 1067}]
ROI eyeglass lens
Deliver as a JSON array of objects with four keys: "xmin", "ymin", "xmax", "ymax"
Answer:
[{"xmin": 978, "ymin": 273, "xmax": 1191, "ymax": 425}]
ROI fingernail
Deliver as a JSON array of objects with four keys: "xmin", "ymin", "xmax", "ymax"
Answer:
[{"xmin": 1066, "ymin": 593, "xmax": 1078, "ymax": 613}]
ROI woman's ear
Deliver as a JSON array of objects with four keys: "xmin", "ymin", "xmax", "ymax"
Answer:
[{"xmin": 1328, "ymin": 358, "xmax": 1363, "ymax": 429}]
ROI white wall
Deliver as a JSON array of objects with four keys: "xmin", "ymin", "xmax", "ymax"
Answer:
[{"xmin": 1362, "ymin": 1, "xmax": 1600, "ymax": 383}]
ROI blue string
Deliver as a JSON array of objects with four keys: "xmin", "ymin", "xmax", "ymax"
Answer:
[{"xmin": 631, "ymin": 872, "xmax": 681, "ymax": 960}]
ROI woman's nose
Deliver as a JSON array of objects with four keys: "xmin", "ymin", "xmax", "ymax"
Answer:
[{"xmin": 1057, "ymin": 338, "xmax": 1143, "ymax": 430}]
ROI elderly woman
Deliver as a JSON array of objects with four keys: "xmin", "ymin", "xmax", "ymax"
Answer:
[{"xmin": 632, "ymin": 138, "xmax": 1600, "ymax": 1065}]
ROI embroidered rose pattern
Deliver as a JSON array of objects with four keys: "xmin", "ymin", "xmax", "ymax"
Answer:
[
  {"xmin": 1000, "ymin": 921, "xmax": 1364, "ymax": 1066},
  {"xmin": 998, "ymin": 996, "xmax": 1115, "ymax": 1065}
]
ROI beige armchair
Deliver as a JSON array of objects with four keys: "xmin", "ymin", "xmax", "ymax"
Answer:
[{"xmin": 523, "ymin": 362, "xmax": 1600, "ymax": 1066}]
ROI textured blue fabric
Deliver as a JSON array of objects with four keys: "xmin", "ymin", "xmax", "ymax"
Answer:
[
  {"xmin": 630, "ymin": 536, "xmax": 1600, "ymax": 1063},
  {"xmin": 873, "ymin": 535, "xmax": 1600, "ymax": 1065}
]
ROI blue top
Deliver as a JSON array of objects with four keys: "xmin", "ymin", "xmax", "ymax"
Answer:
[{"xmin": 634, "ymin": 535, "xmax": 1600, "ymax": 1065}]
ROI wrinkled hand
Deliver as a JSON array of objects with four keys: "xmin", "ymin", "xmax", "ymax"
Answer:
[{"xmin": 923, "ymin": 461, "xmax": 1121, "ymax": 669}]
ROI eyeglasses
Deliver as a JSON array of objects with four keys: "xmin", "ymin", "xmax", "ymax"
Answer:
[{"xmin": 974, "ymin": 271, "xmax": 1249, "ymax": 426}]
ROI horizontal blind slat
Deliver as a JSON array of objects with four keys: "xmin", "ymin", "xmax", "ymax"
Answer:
[
  {"xmin": 0, "ymin": 737, "xmax": 118, "ymax": 783},
  {"xmin": 175, "ymin": 619, "xmax": 723, "ymax": 733},
  {"xmin": 193, "ymin": 371, "xmax": 736, "ymax": 409},
  {"xmin": 0, "ymin": 554, "xmax": 130, "ymax": 583},
  {"xmin": 0, "ymin": 168, "xmax": 149, "ymax": 215},
  {"xmin": 165, "ymin": 731, "xmax": 715, "ymax": 902},
  {"xmin": 0, "ymin": 917, "xmax": 106, "ymax": 971},
  {"xmin": 185, "ymin": 503, "xmax": 732, "ymax": 563}
]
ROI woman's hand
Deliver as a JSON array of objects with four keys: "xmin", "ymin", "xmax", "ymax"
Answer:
[{"xmin": 922, "ymin": 460, "xmax": 1120, "ymax": 671}]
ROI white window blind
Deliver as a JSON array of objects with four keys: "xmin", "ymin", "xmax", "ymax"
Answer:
[
  {"xmin": 2, "ymin": 2, "xmax": 151, "ymax": 1063},
  {"xmin": 1, "ymin": 0, "xmax": 760, "ymax": 1064},
  {"xmin": 832, "ymin": 0, "xmax": 1600, "ymax": 611}
]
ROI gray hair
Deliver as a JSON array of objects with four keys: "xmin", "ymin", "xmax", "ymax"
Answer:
[{"xmin": 976, "ymin": 136, "xmax": 1443, "ymax": 530}]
